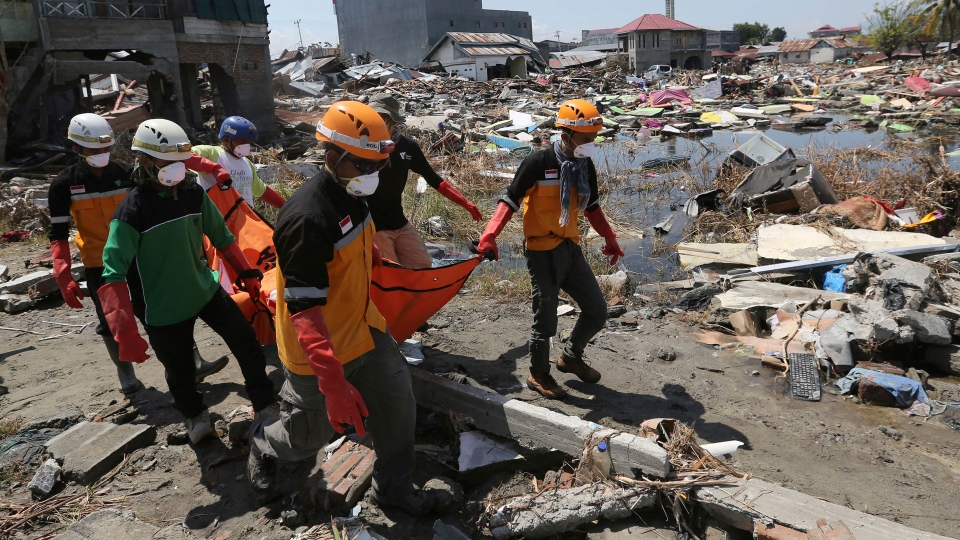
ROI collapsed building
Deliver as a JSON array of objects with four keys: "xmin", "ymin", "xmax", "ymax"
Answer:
[{"xmin": 0, "ymin": 0, "xmax": 275, "ymax": 161}]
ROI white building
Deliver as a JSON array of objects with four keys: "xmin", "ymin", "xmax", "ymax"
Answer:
[{"xmin": 423, "ymin": 32, "xmax": 545, "ymax": 81}]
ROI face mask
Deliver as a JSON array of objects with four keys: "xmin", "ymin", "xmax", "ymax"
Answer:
[
  {"xmin": 232, "ymin": 144, "xmax": 251, "ymax": 158},
  {"xmin": 342, "ymin": 172, "xmax": 380, "ymax": 197},
  {"xmin": 84, "ymin": 152, "xmax": 110, "ymax": 168},
  {"xmin": 573, "ymin": 142, "xmax": 596, "ymax": 159},
  {"xmin": 156, "ymin": 162, "xmax": 186, "ymax": 186}
]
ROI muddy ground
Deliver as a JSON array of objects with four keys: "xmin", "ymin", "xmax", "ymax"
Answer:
[{"xmin": 1, "ymin": 238, "xmax": 959, "ymax": 539}]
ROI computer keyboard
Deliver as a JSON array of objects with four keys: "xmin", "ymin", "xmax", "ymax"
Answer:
[{"xmin": 788, "ymin": 353, "xmax": 821, "ymax": 401}]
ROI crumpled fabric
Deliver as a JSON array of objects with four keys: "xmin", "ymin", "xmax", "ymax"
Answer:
[
  {"xmin": 817, "ymin": 196, "xmax": 893, "ymax": 231},
  {"xmin": 835, "ymin": 367, "xmax": 928, "ymax": 408}
]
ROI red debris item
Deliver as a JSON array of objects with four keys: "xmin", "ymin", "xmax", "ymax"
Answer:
[
  {"xmin": 904, "ymin": 76, "xmax": 931, "ymax": 95},
  {"xmin": 297, "ymin": 439, "xmax": 375, "ymax": 511},
  {"xmin": 1, "ymin": 230, "xmax": 30, "ymax": 243}
]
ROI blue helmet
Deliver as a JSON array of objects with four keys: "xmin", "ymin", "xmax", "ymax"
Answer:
[{"xmin": 219, "ymin": 116, "xmax": 258, "ymax": 142}]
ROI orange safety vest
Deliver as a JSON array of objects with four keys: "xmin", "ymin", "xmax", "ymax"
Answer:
[
  {"xmin": 73, "ymin": 188, "xmax": 131, "ymax": 267},
  {"xmin": 521, "ymin": 180, "xmax": 582, "ymax": 251}
]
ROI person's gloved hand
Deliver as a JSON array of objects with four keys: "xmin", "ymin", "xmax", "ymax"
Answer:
[
  {"xmin": 214, "ymin": 167, "xmax": 233, "ymax": 188},
  {"xmin": 220, "ymin": 241, "xmax": 261, "ymax": 297},
  {"xmin": 319, "ymin": 380, "xmax": 369, "ymax": 436},
  {"xmin": 585, "ymin": 207, "xmax": 623, "ymax": 266},
  {"xmin": 438, "ymin": 180, "xmax": 482, "ymax": 221},
  {"xmin": 51, "ymin": 239, "xmax": 83, "ymax": 308},
  {"xmin": 236, "ymin": 269, "xmax": 264, "ymax": 300},
  {"xmin": 602, "ymin": 238, "xmax": 625, "ymax": 266},
  {"xmin": 98, "ymin": 282, "xmax": 150, "ymax": 363},
  {"xmin": 476, "ymin": 202, "xmax": 515, "ymax": 261}
]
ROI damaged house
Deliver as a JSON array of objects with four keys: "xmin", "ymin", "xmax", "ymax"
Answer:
[
  {"xmin": 0, "ymin": 0, "xmax": 275, "ymax": 161},
  {"xmin": 422, "ymin": 32, "xmax": 545, "ymax": 82}
]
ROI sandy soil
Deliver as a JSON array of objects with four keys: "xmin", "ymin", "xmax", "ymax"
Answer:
[{"xmin": 1, "ymin": 240, "xmax": 959, "ymax": 539}]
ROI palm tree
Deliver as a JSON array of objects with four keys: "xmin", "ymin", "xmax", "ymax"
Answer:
[{"xmin": 922, "ymin": 0, "xmax": 960, "ymax": 57}]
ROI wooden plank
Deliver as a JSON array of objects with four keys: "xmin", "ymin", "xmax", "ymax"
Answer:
[{"xmin": 410, "ymin": 368, "xmax": 670, "ymax": 477}]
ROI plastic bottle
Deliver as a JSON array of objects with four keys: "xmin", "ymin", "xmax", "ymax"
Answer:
[{"xmin": 591, "ymin": 441, "xmax": 612, "ymax": 479}]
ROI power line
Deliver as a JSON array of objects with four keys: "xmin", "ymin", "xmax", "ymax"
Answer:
[{"xmin": 294, "ymin": 19, "xmax": 303, "ymax": 49}]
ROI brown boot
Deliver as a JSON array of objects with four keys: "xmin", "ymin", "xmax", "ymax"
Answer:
[
  {"xmin": 527, "ymin": 373, "xmax": 568, "ymax": 399},
  {"xmin": 556, "ymin": 353, "xmax": 601, "ymax": 383}
]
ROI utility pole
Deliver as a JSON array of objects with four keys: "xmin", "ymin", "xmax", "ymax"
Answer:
[
  {"xmin": 294, "ymin": 19, "xmax": 303, "ymax": 50},
  {"xmin": 555, "ymin": 30, "xmax": 563, "ymax": 52}
]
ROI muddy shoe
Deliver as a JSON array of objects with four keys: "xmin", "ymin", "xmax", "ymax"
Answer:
[
  {"xmin": 185, "ymin": 410, "xmax": 214, "ymax": 444},
  {"xmin": 556, "ymin": 354, "xmax": 601, "ymax": 383},
  {"xmin": 526, "ymin": 373, "xmax": 568, "ymax": 399},
  {"xmin": 195, "ymin": 348, "xmax": 229, "ymax": 383},
  {"xmin": 372, "ymin": 489, "xmax": 436, "ymax": 517},
  {"xmin": 247, "ymin": 444, "xmax": 277, "ymax": 494}
]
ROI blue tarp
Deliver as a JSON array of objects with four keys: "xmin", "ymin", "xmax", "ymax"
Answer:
[{"xmin": 835, "ymin": 368, "xmax": 928, "ymax": 408}]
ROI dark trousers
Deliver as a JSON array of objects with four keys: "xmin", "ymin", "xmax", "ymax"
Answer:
[
  {"xmin": 251, "ymin": 327, "xmax": 417, "ymax": 503},
  {"xmin": 86, "ymin": 267, "xmax": 112, "ymax": 337},
  {"xmin": 526, "ymin": 239, "xmax": 608, "ymax": 375},
  {"xmin": 144, "ymin": 288, "xmax": 275, "ymax": 419}
]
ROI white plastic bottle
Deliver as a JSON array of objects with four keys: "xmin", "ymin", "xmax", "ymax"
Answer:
[{"xmin": 592, "ymin": 441, "xmax": 612, "ymax": 479}]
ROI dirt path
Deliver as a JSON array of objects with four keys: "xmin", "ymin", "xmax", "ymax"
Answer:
[{"xmin": 1, "ymin": 241, "xmax": 958, "ymax": 539}]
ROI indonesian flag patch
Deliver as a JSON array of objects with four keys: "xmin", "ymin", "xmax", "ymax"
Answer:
[
  {"xmin": 544, "ymin": 169, "xmax": 559, "ymax": 179},
  {"xmin": 70, "ymin": 185, "xmax": 86, "ymax": 195},
  {"xmin": 339, "ymin": 215, "xmax": 352, "ymax": 234}
]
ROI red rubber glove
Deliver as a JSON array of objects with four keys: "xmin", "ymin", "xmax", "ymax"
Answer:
[
  {"xmin": 51, "ymin": 239, "xmax": 83, "ymax": 309},
  {"xmin": 292, "ymin": 306, "xmax": 368, "ymax": 436},
  {"xmin": 184, "ymin": 154, "xmax": 232, "ymax": 187},
  {"xmin": 437, "ymin": 180, "xmax": 482, "ymax": 221},
  {"xmin": 372, "ymin": 241, "xmax": 383, "ymax": 267},
  {"xmin": 97, "ymin": 282, "xmax": 149, "ymax": 363},
  {"xmin": 220, "ymin": 241, "xmax": 262, "ymax": 299},
  {"xmin": 585, "ymin": 207, "xmax": 624, "ymax": 266},
  {"xmin": 476, "ymin": 202, "xmax": 514, "ymax": 261},
  {"xmin": 260, "ymin": 186, "xmax": 285, "ymax": 209}
]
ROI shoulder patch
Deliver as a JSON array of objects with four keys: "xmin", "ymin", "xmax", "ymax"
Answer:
[
  {"xmin": 70, "ymin": 185, "xmax": 86, "ymax": 195},
  {"xmin": 544, "ymin": 169, "xmax": 559, "ymax": 179},
  {"xmin": 339, "ymin": 215, "xmax": 353, "ymax": 234}
]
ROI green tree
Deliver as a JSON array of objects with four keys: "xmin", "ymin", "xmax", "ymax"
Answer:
[
  {"xmin": 920, "ymin": 0, "xmax": 960, "ymax": 57},
  {"xmin": 733, "ymin": 22, "xmax": 771, "ymax": 45},
  {"xmin": 769, "ymin": 27, "xmax": 788, "ymax": 42},
  {"xmin": 866, "ymin": 2, "xmax": 913, "ymax": 59}
]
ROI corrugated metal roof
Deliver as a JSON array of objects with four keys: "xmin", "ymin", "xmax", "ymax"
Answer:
[
  {"xmin": 839, "ymin": 26, "xmax": 862, "ymax": 33},
  {"xmin": 550, "ymin": 50, "xmax": 607, "ymax": 67},
  {"xmin": 462, "ymin": 46, "xmax": 531, "ymax": 56},
  {"xmin": 812, "ymin": 24, "xmax": 838, "ymax": 32},
  {"xmin": 586, "ymin": 28, "xmax": 619, "ymax": 35},
  {"xmin": 615, "ymin": 14, "xmax": 699, "ymax": 34},
  {"xmin": 778, "ymin": 37, "xmax": 853, "ymax": 53},
  {"xmin": 448, "ymin": 32, "xmax": 517, "ymax": 44}
]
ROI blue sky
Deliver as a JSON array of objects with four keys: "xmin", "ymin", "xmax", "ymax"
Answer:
[{"xmin": 266, "ymin": 0, "xmax": 879, "ymax": 57}]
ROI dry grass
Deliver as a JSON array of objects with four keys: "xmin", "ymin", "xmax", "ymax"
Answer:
[{"xmin": 0, "ymin": 416, "xmax": 26, "ymax": 485}]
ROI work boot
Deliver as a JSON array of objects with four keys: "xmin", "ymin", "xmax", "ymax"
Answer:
[
  {"xmin": 253, "ymin": 402, "xmax": 281, "ymax": 423},
  {"xmin": 102, "ymin": 335, "xmax": 142, "ymax": 394},
  {"xmin": 185, "ymin": 410, "xmax": 214, "ymax": 444},
  {"xmin": 194, "ymin": 346, "xmax": 229, "ymax": 383},
  {"xmin": 526, "ymin": 373, "xmax": 568, "ymax": 400},
  {"xmin": 556, "ymin": 353, "xmax": 602, "ymax": 383},
  {"xmin": 247, "ymin": 443, "xmax": 277, "ymax": 494},
  {"xmin": 372, "ymin": 489, "xmax": 436, "ymax": 517}
]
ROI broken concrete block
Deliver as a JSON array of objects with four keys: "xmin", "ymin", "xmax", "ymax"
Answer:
[
  {"xmin": 757, "ymin": 224, "xmax": 948, "ymax": 262},
  {"xmin": 488, "ymin": 483, "xmax": 657, "ymax": 539},
  {"xmin": 23, "ymin": 405, "xmax": 85, "ymax": 431},
  {"xmin": 920, "ymin": 345, "xmax": 960, "ymax": 376},
  {"xmin": 28, "ymin": 458, "xmax": 62, "ymax": 498},
  {"xmin": 713, "ymin": 282, "xmax": 848, "ymax": 312},
  {"xmin": 0, "ymin": 269, "xmax": 55, "ymax": 294},
  {"xmin": 892, "ymin": 310, "xmax": 953, "ymax": 345},
  {"xmin": 0, "ymin": 264, "xmax": 8, "ymax": 281},
  {"xmin": 45, "ymin": 421, "xmax": 156, "ymax": 485},
  {"xmin": 0, "ymin": 293, "xmax": 36, "ymax": 313}
]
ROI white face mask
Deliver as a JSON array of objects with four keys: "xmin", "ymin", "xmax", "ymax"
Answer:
[
  {"xmin": 232, "ymin": 143, "xmax": 251, "ymax": 158},
  {"xmin": 342, "ymin": 173, "xmax": 380, "ymax": 197},
  {"xmin": 84, "ymin": 152, "xmax": 110, "ymax": 168},
  {"xmin": 573, "ymin": 142, "xmax": 596, "ymax": 159},
  {"xmin": 157, "ymin": 162, "xmax": 186, "ymax": 186}
]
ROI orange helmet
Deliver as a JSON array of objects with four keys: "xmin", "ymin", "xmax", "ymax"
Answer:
[
  {"xmin": 555, "ymin": 99, "xmax": 603, "ymax": 133},
  {"xmin": 315, "ymin": 101, "xmax": 395, "ymax": 161}
]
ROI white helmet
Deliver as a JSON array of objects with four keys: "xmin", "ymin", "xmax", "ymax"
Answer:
[
  {"xmin": 68, "ymin": 113, "xmax": 115, "ymax": 149},
  {"xmin": 131, "ymin": 119, "xmax": 192, "ymax": 160}
]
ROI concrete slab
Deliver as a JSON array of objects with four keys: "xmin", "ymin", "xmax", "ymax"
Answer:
[
  {"xmin": 757, "ymin": 224, "xmax": 948, "ymax": 261},
  {"xmin": 696, "ymin": 477, "xmax": 953, "ymax": 540},
  {"xmin": 714, "ymin": 281, "xmax": 849, "ymax": 311},
  {"xmin": 411, "ymin": 369, "xmax": 670, "ymax": 477},
  {"xmin": 677, "ymin": 242, "xmax": 758, "ymax": 270},
  {"xmin": 45, "ymin": 421, "xmax": 156, "ymax": 485},
  {"xmin": 53, "ymin": 508, "xmax": 197, "ymax": 540}
]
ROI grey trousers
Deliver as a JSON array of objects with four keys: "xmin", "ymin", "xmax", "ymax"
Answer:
[
  {"xmin": 526, "ymin": 239, "xmax": 608, "ymax": 375},
  {"xmin": 250, "ymin": 327, "xmax": 417, "ymax": 502}
]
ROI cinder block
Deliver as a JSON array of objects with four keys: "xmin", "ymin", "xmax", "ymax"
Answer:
[{"xmin": 45, "ymin": 422, "xmax": 156, "ymax": 485}]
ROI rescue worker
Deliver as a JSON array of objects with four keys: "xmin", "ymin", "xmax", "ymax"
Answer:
[
  {"xmin": 365, "ymin": 93, "xmax": 481, "ymax": 268},
  {"xmin": 49, "ymin": 113, "xmax": 230, "ymax": 394},
  {"xmin": 98, "ymin": 119, "xmax": 278, "ymax": 443},
  {"xmin": 248, "ymin": 102, "xmax": 435, "ymax": 515},
  {"xmin": 190, "ymin": 116, "xmax": 286, "ymax": 209},
  {"xmin": 476, "ymin": 99, "xmax": 624, "ymax": 400}
]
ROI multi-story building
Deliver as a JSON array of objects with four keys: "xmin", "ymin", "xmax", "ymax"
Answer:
[
  {"xmin": 1, "ymin": 0, "xmax": 274, "ymax": 157},
  {"xmin": 581, "ymin": 28, "xmax": 619, "ymax": 47},
  {"xmin": 334, "ymin": 0, "xmax": 532, "ymax": 68},
  {"xmin": 705, "ymin": 30, "xmax": 741, "ymax": 53},
  {"xmin": 809, "ymin": 25, "xmax": 861, "ymax": 39},
  {"xmin": 614, "ymin": 13, "xmax": 709, "ymax": 74}
]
